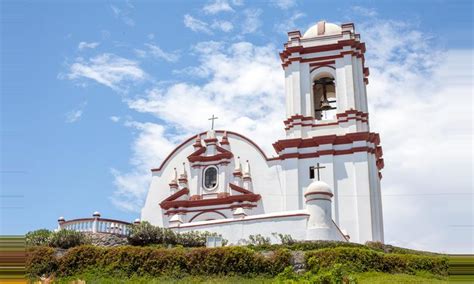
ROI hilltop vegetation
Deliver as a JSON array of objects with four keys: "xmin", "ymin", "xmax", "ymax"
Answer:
[
  {"xmin": 25, "ymin": 224, "xmax": 462, "ymax": 283},
  {"xmin": 26, "ymin": 242, "xmax": 450, "ymax": 283}
]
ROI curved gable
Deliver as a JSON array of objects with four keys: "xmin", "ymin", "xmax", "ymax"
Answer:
[{"xmin": 151, "ymin": 130, "xmax": 277, "ymax": 173}]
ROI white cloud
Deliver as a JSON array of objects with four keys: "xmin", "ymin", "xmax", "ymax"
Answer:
[
  {"xmin": 144, "ymin": 43, "xmax": 180, "ymax": 62},
  {"xmin": 271, "ymin": 0, "xmax": 296, "ymax": 9},
  {"xmin": 126, "ymin": 41, "xmax": 285, "ymax": 144},
  {"xmin": 274, "ymin": 11, "xmax": 305, "ymax": 34},
  {"xmin": 65, "ymin": 53, "xmax": 146, "ymax": 92},
  {"xmin": 232, "ymin": 0, "xmax": 244, "ymax": 5},
  {"xmin": 184, "ymin": 14, "xmax": 212, "ymax": 34},
  {"xmin": 111, "ymin": 5, "xmax": 135, "ymax": 27},
  {"xmin": 356, "ymin": 18, "xmax": 473, "ymax": 254},
  {"xmin": 241, "ymin": 9, "xmax": 262, "ymax": 34},
  {"xmin": 110, "ymin": 116, "xmax": 121, "ymax": 122},
  {"xmin": 134, "ymin": 49, "xmax": 147, "ymax": 58},
  {"xmin": 211, "ymin": 20, "xmax": 234, "ymax": 32},
  {"xmin": 351, "ymin": 6, "xmax": 378, "ymax": 17},
  {"xmin": 203, "ymin": 0, "xmax": 234, "ymax": 14},
  {"xmin": 65, "ymin": 101, "xmax": 87, "ymax": 123},
  {"xmin": 78, "ymin": 41, "xmax": 100, "ymax": 50},
  {"xmin": 110, "ymin": 121, "xmax": 176, "ymax": 212}
]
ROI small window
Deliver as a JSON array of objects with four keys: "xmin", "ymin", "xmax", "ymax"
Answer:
[
  {"xmin": 309, "ymin": 166, "xmax": 315, "ymax": 179},
  {"xmin": 204, "ymin": 166, "xmax": 218, "ymax": 189}
]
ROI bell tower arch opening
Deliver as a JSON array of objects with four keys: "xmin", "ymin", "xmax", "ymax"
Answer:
[{"xmin": 312, "ymin": 73, "xmax": 337, "ymax": 121}]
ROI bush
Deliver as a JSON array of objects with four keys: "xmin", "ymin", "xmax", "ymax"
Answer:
[
  {"xmin": 26, "ymin": 246, "xmax": 58, "ymax": 278},
  {"xmin": 366, "ymin": 241, "xmax": 439, "ymax": 256},
  {"xmin": 273, "ymin": 233, "xmax": 297, "ymax": 245},
  {"xmin": 27, "ymin": 245, "xmax": 292, "ymax": 278},
  {"xmin": 49, "ymin": 230, "xmax": 90, "ymax": 249},
  {"xmin": 127, "ymin": 221, "xmax": 227, "ymax": 247},
  {"xmin": 248, "ymin": 240, "xmax": 368, "ymax": 252},
  {"xmin": 248, "ymin": 234, "xmax": 271, "ymax": 246},
  {"xmin": 127, "ymin": 222, "xmax": 163, "ymax": 246},
  {"xmin": 26, "ymin": 229, "xmax": 53, "ymax": 247},
  {"xmin": 58, "ymin": 245, "xmax": 103, "ymax": 276},
  {"xmin": 305, "ymin": 247, "xmax": 449, "ymax": 276}
]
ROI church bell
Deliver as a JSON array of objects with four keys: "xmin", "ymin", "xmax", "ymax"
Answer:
[{"xmin": 320, "ymin": 98, "xmax": 331, "ymax": 110}]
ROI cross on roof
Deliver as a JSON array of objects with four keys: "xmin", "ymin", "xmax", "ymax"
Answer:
[
  {"xmin": 208, "ymin": 114, "xmax": 218, "ymax": 130},
  {"xmin": 313, "ymin": 163, "xmax": 326, "ymax": 181}
]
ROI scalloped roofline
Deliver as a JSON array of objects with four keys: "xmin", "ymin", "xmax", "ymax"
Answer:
[{"xmin": 151, "ymin": 130, "xmax": 278, "ymax": 172}]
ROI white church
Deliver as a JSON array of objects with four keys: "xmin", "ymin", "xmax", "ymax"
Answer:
[{"xmin": 141, "ymin": 21, "xmax": 385, "ymax": 245}]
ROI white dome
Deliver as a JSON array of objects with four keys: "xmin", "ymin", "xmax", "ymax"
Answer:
[
  {"xmin": 303, "ymin": 21, "xmax": 341, "ymax": 38},
  {"xmin": 305, "ymin": 180, "xmax": 333, "ymax": 197}
]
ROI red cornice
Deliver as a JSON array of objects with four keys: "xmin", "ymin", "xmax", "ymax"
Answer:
[
  {"xmin": 188, "ymin": 144, "xmax": 233, "ymax": 162},
  {"xmin": 283, "ymin": 111, "xmax": 369, "ymax": 130},
  {"xmin": 280, "ymin": 39, "xmax": 365, "ymax": 61},
  {"xmin": 161, "ymin": 188, "xmax": 189, "ymax": 204},
  {"xmin": 304, "ymin": 191, "xmax": 334, "ymax": 198},
  {"xmin": 273, "ymin": 132, "xmax": 380, "ymax": 153},
  {"xmin": 160, "ymin": 192, "xmax": 261, "ymax": 210},
  {"xmin": 164, "ymin": 204, "xmax": 257, "ymax": 215},
  {"xmin": 188, "ymin": 152, "xmax": 233, "ymax": 163},
  {"xmin": 229, "ymin": 183, "xmax": 253, "ymax": 195}
]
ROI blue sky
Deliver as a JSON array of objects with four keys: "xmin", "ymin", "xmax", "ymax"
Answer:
[{"xmin": 1, "ymin": 0, "xmax": 472, "ymax": 253}]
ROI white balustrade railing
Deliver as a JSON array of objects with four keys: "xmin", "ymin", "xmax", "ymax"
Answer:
[{"xmin": 57, "ymin": 212, "xmax": 137, "ymax": 236}]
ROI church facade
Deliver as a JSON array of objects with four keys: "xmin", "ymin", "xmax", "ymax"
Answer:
[{"xmin": 141, "ymin": 21, "xmax": 384, "ymax": 245}]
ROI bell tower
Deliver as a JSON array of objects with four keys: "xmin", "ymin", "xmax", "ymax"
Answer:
[
  {"xmin": 275, "ymin": 21, "xmax": 385, "ymax": 244},
  {"xmin": 281, "ymin": 21, "xmax": 370, "ymax": 138}
]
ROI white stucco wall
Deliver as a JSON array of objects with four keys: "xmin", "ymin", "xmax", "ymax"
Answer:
[{"xmin": 172, "ymin": 210, "xmax": 346, "ymax": 245}]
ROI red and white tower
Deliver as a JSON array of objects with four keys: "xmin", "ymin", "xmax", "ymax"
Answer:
[{"xmin": 275, "ymin": 21, "xmax": 384, "ymax": 242}]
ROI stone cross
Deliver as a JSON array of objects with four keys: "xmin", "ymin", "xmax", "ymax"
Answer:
[
  {"xmin": 313, "ymin": 163, "xmax": 326, "ymax": 181},
  {"xmin": 208, "ymin": 114, "xmax": 218, "ymax": 130}
]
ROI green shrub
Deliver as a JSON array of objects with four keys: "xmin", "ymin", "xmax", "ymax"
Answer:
[
  {"xmin": 26, "ymin": 246, "xmax": 57, "ymax": 278},
  {"xmin": 248, "ymin": 234, "xmax": 271, "ymax": 246},
  {"xmin": 248, "ymin": 240, "xmax": 369, "ymax": 252},
  {"xmin": 127, "ymin": 221, "xmax": 227, "ymax": 247},
  {"xmin": 27, "ymin": 245, "xmax": 291, "ymax": 278},
  {"xmin": 127, "ymin": 222, "xmax": 163, "ymax": 246},
  {"xmin": 273, "ymin": 233, "xmax": 297, "ymax": 245},
  {"xmin": 305, "ymin": 247, "xmax": 449, "ymax": 276},
  {"xmin": 48, "ymin": 229, "xmax": 90, "ymax": 249},
  {"xmin": 58, "ymin": 245, "xmax": 104, "ymax": 276},
  {"xmin": 366, "ymin": 241, "xmax": 440, "ymax": 256},
  {"xmin": 26, "ymin": 229, "xmax": 53, "ymax": 247}
]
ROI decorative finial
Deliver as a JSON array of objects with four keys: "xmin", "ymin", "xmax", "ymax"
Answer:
[
  {"xmin": 181, "ymin": 162, "xmax": 187, "ymax": 178},
  {"xmin": 243, "ymin": 160, "xmax": 251, "ymax": 177},
  {"xmin": 235, "ymin": 156, "xmax": 242, "ymax": 171},
  {"xmin": 221, "ymin": 131, "xmax": 229, "ymax": 145},
  {"xmin": 170, "ymin": 167, "xmax": 178, "ymax": 184}
]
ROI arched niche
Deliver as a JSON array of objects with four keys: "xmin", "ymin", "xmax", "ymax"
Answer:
[
  {"xmin": 189, "ymin": 211, "xmax": 226, "ymax": 222},
  {"xmin": 310, "ymin": 66, "xmax": 337, "ymax": 120}
]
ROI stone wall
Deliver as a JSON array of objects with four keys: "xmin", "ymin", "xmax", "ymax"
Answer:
[{"xmin": 84, "ymin": 232, "xmax": 128, "ymax": 247}]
